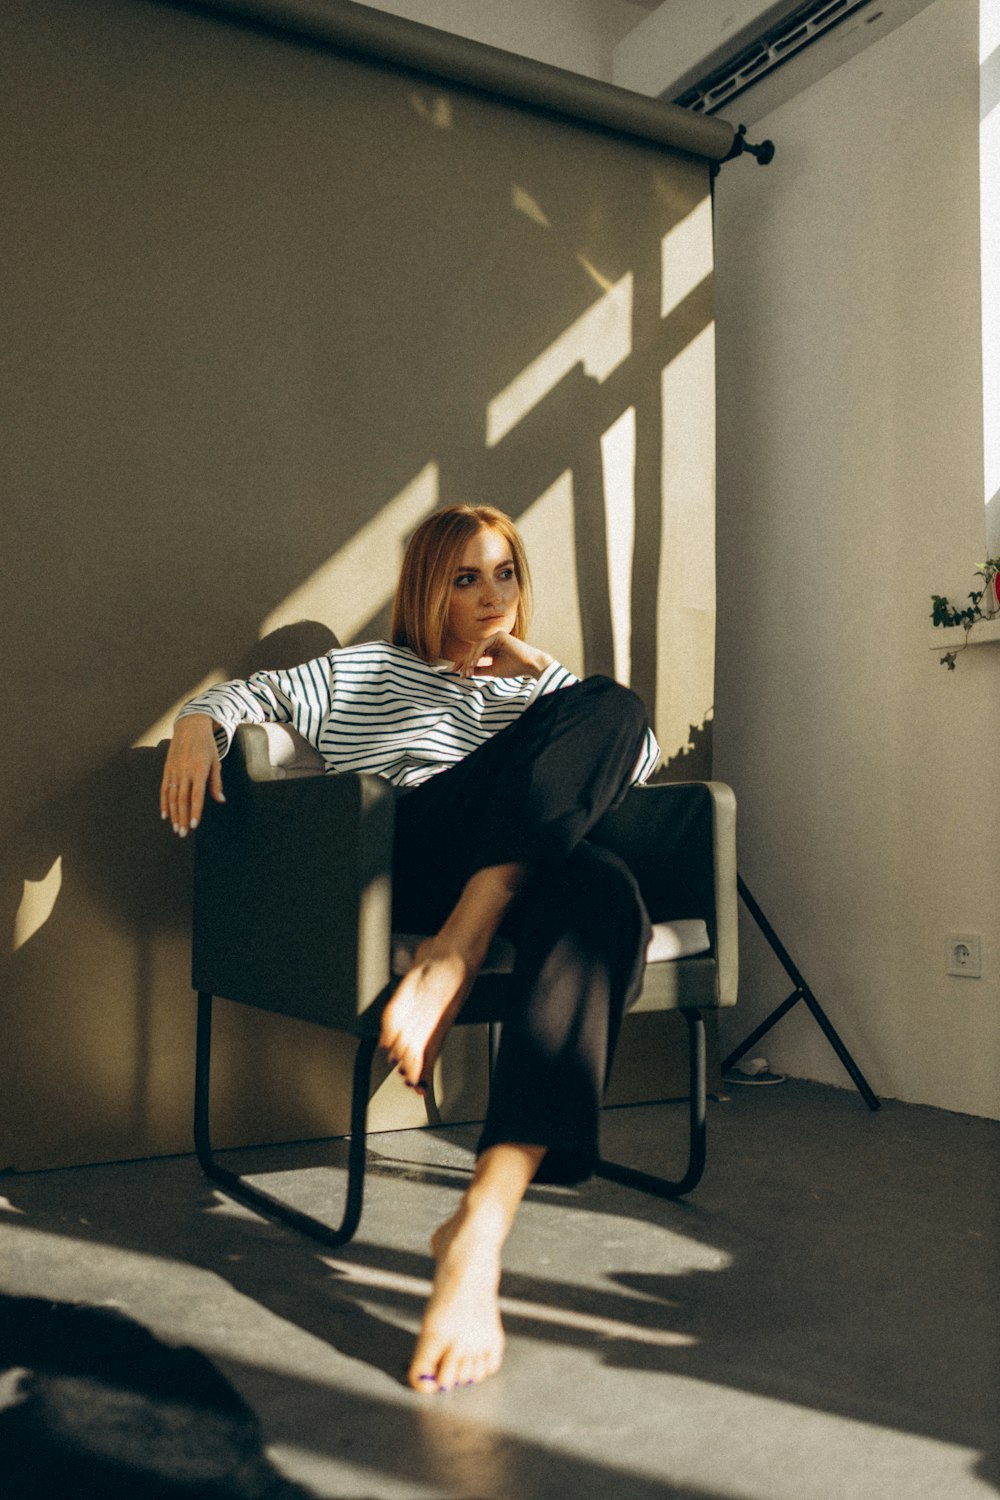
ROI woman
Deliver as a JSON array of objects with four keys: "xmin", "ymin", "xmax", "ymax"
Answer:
[{"xmin": 161, "ymin": 505, "xmax": 659, "ymax": 1394}]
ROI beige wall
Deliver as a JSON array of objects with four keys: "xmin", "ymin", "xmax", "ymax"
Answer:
[
  {"xmin": 713, "ymin": 0, "xmax": 1000, "ymax": 1117},
  {"xmin": 2, "ymin": 0, "xmax": 717, "ymax": 1169}
]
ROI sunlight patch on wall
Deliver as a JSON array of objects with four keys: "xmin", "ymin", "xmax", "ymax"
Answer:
[
  {"xmin": 656, "ymin": 323, "xmax": 717, "ymax": 762},
  {"xmin": 259, "ymin": 463, "xmax": 440, "ymax": 642},
  {"xmin": 408, "ymin": 90, "xmax": 453, "ymax": 128},
  {"xmin": 661, "ymin": 196, "xmax": 712, "ymax": 320},
  {"xmin": 518, "ymin": 471, "xmax": 585, "ymax": 677},
  {"xmin": 511, "ymin": 183, "xmax": 552, "ymax": 229},
  {"xmin": 486, "ymin": 274, "xmax": 633, "ymax": 448},
  {"xmin": 601, "ymin": 407, "xmax": 637, "ymax": 685},
  {"xmin": 575, "ymin": 253, "xmax": 615, "ymax": 294},
  {"xmin": 13, "ymin": 856, "xmax": 63, "ymax": 952},
  {"xmin": 132, "ymin": 670, "xmax": 229, "ymax": 749}
]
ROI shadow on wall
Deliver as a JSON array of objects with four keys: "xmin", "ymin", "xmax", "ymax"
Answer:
[
  {"xmin": 2, "ymin": 0, "xmax": 716, "ymax": 1167},
  {"xmin": 658, "ymin": 714, "xmax": 713, "ymax": 784},
  {"xmin": 0, "ymin": 624, "xmax": 361, "ymax": 1171}
]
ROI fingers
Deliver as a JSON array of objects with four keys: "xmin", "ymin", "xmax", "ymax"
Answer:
[
  {"xmin": 159, "ymin": 715, "xmax": 224, "ymax": 837},
  {"xmin": 161, "ymin": 770, "xmax": 195, "ymax": 837},
  {"xmin": 208, "ymin": 757, "xmax": 226, "ymax": 805},
  {"xmin": 453, "ymin": 638, "xmax": 500, "ymax": 678},
  {"xmin": 453, "ymin": 645, "xmax": 480, "ymax": 678}
]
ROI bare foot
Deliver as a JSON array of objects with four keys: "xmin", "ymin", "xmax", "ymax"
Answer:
[
  {"xmin": 379, "ymin": 940, "xmax": 475, "ymax": 1091},
  {"xmin": 408, "ymin": 1208, "xmax": 505, "ymax": 1393},
  {"xmin": 382, "ymin": 863, "xmax": 525, "ymax": 1090}
]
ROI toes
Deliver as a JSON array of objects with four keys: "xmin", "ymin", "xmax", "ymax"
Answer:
[
  {"xmin": 395, "ymin": 1050, "xmax": 422, "ymax": 1089},
  {"xmin": 408, "ymin": 1340, "xmax": 499, "ymax": 1394},
  {"xmin": 434, "ymin": 1345, "xmax": 463, "ymax": 1393},
  {"xmin": 409, "ymin": 1348, "xmax": 444, "ymax": 1393}
]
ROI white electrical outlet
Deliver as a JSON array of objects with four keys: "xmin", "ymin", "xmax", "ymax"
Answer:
[{"xmin": 946, "ymin": 932, "xmax": 982, "ymax": 978}]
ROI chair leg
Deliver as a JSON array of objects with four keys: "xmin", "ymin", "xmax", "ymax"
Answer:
[
  {"xmin": 194, "ymin": 992, "xmax": 376, "ymax": 1247},
  {"xmin": 596, "ymin": 1010, "xmax": 707, "ymax": 1199}
]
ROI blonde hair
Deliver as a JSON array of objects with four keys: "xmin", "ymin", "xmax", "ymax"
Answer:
[{"xmin": 391, "ymin": 505, "xmax": 533, "ymax": 661}]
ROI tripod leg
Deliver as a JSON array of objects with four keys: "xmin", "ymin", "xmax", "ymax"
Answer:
[
  {"xmin": 731, "ymin": 880, "xmax": 880, "ymax": 1111},
  {"xmin": 721, "ymin": 987, "xmax": 803, "ymax": 1071}
]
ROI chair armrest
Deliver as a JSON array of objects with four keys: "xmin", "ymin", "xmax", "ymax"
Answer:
[
  {"xmin": 235, "ymin": 723, "xmax": 327, "ymax": 780},
  {"xmin": 192, "ymin": 733, "xmax": 395, "ymax": 1030},
  {"xmin": 592, "ymin": 781, "xmax": 738, "ymax": 1007}
]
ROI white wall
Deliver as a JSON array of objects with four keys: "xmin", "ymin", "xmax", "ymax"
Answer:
[
  {"xmin": 983, "ymin": 0, "xmax": 1000, "ymax": 550},
  {"xmin": 353, "ymin": 0, "xmax": 1000, "ymax": 1118},
  {"xmin": 348, "ymin": 0, "xmax": 653, "ymax": 82},
  {"xmin": 711, "ymin": 0, "xmax": 1000, "ymax": 1117}
]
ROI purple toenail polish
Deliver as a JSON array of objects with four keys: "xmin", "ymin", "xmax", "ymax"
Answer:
[{"xmin": 418, "ymin": 1375, "xmax": 436, "ymax": 1383}]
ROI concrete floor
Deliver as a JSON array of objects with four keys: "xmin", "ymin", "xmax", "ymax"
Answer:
[{"xmin": 1, "ymin": 1079, "xmax": 998, "ymax": 1500}]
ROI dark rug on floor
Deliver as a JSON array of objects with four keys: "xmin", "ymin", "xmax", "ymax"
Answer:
[{"xmin": 0, "ymin": 1295, "xmax": 315, "ymax": 1499}]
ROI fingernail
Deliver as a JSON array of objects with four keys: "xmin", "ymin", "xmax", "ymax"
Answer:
[
  {"xmin": 189, "ymin": 819, "xmax": 199, "ymax": 830},
  {"xmin": 172, "ymin": 824, "xmax": 179, "ymax": 835},
  {"xmin": 178, "ymin": 827, "xmax": 188, "ymax": 839},
  {"xmin": 161, "ymin": 811, "xmax": 168, "ymax": 821}
]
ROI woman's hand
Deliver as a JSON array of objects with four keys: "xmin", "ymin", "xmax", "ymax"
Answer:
[
  {"xmin": 452, "ymin": 632, "xmax": 553, "ymax": 680},
  {"xmin": 160, "ymin": 713, "xmax": 225, "ymax": 836}
]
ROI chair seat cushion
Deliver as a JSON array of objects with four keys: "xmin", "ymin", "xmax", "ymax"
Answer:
[{"xmin": 391, "ymin": 919, "xmax": 709, "ymax": 977}]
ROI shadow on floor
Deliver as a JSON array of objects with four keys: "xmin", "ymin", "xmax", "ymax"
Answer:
[
  {"xmin": 0, "ymin": 1290, "xmax": 737, "ymax": 1500},
  {"xmin": 0, "ymin": 1294, "xmax": 312, "ymax": 1499},
  {"xmin": 0, "ymin": 1083, "xmax": 998, "ymax": 1497}
]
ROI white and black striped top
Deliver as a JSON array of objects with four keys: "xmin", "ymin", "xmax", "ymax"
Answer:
[{"xmin": 177, "ymin": 641, "xmax": 660, "ymax": 790}]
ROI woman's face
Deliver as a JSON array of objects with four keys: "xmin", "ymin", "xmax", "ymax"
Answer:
[{"xmin": 442, "ymin": 526, "xmax": 520, "ymax": 662}]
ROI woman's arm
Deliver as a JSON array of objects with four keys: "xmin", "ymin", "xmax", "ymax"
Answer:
[{"xmin": 159, "ymin": 654, "xmax": 335, "ymax": 836}]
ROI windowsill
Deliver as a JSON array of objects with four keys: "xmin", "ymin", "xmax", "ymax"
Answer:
[{"xmin": 929, "ymin": 616, "xmax": 1000, "ymax": 650}]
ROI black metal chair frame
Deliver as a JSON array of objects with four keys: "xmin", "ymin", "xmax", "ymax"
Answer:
[
  {"xmin": 190, "ymin": 727, "xmax": 735, "ymax": 1250},
  {"xmin": 194, "ymin": 994, "xmax": 708, "ymax": 1250}
]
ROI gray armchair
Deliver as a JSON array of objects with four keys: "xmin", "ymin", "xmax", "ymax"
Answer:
[{"xmin": 192, "ymin": 723, "xmax": 738, "ymax": 1247}]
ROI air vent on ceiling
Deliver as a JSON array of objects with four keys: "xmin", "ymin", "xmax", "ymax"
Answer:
[{"xmin": 674, "ymin": 0, "xmax": 879, "ymax": 114}]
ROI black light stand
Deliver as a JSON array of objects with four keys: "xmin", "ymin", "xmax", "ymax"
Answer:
[{"xmin": 721, "ymin": 876, "xmax": 880, "ymax": 1111}]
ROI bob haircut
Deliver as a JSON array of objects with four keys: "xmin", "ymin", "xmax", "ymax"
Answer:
[{"xmin": 391, "ymin": 505, "xmax": 533, "ymax": 662}]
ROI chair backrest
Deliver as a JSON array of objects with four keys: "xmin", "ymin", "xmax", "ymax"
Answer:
[{"xmin": 192, "ymin": 726, "xmax": 395, "ymax": 1030}]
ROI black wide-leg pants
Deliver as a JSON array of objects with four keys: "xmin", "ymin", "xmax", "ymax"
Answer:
[{"xmin": 391, "ymin": 676, "xmax": 652, "ymax": 1184}]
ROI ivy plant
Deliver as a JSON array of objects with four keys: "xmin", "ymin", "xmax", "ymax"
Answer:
[{"xmin": 931, "ymin": 556, "xmax": 1000, "ymax": 668}]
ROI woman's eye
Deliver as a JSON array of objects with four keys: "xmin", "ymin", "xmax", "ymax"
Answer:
[
  {"xmin": 455, "ymin": 574, "xmax": 476, "ymax": 588},
  {"xmin": 498, "ymin": 569, "xmax": 515, "ymax": 581}
]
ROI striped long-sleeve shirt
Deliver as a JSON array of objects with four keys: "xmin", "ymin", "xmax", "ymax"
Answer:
[{"xmin": 177, "ymin": 640, "xmax": 660, "ymax": 790}]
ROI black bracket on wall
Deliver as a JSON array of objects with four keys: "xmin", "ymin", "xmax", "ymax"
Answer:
[
  {"xmin": 722, "ymin": 875, "xmax": 881, "ymax": 1111},
  {"xmin": 720, "ymin": 123, "xmax": 776, "ymax": 165}
]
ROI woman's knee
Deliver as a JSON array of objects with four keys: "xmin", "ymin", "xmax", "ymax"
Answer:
[
  {"xmin": 564, "ymin": 842, "xmax": 647, "ymax": 928},
  {"xmin": 571, "ymin": 676, "xmax": 647, "ymax": 746}
]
